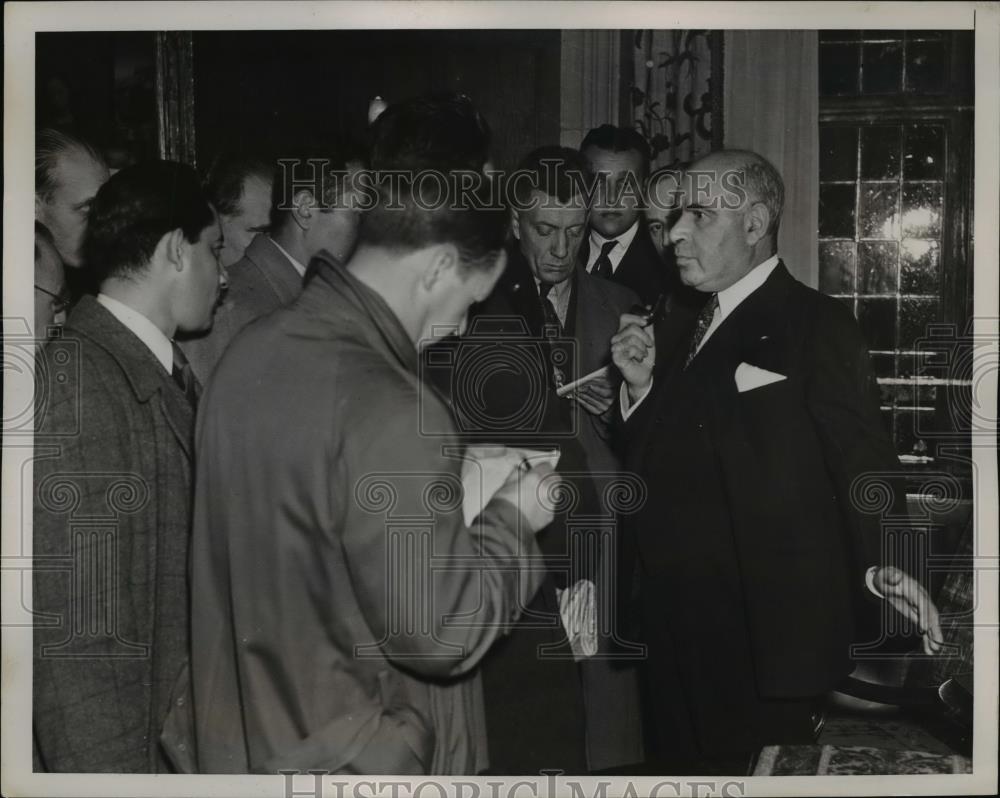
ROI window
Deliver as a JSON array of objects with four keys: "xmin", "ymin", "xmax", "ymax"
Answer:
[{"xmin": 818, "ymin": 30, "xmax": 973, "ymax": 480}]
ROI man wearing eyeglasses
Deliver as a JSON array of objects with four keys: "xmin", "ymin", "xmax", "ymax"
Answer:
[{"xmin": 34, "ymin": 221, "xmax": 69, "ymax": 339}]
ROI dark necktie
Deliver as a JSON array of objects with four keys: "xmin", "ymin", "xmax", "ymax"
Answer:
[
  {"xmin": 684, "ymin": 293, "xmax": 719, "ymax": 368},
  {"xmin": 592, "ymin": 239, "xmax": 618, "ymax": 280},
  {"xmin": 171, "ymin": 342, "xmax": 200, "ymax": 407},
  {"xmin": 538, "ymin": 282, "xmax": 568, "ymax": 388}
]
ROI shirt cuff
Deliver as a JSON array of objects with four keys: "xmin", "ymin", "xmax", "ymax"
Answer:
[
  {"xmin": 865, "ymin": 566, "xmax": 885, "ymax": 599},
  {"xmin": 620, "ymin": 379, "xmax": 654, "ymax": 421}
]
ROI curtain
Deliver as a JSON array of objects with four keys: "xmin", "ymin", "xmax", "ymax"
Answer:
[
  {"xmin": 560, "ymin": 31, "xmax": 622, "ymax": 149},
  {"xmin": 628, "ymin": 30, "xmax": 719, "ymax": 169},
  {"xmin": 723, "ymin": 30, "xmax": 819, "ymax": 287}
]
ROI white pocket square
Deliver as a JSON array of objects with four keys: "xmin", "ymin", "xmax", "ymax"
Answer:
[{"xmin": 735, "ymin": 362, "xmax": 787, "ymax": 393}]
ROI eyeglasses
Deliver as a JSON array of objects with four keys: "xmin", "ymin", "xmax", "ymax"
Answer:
[{"xmin": 34, "ymin": 284, "xmax": 71, "ymax": 318}]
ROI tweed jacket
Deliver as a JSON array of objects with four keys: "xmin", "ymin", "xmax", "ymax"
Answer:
[{"xmin": 33, "ymin": 295, "xmax": 194, "ymax": 772}]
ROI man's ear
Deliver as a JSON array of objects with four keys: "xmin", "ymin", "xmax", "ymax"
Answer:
[
  {"xmin": 511, "ymin": 209, "xmax": 522, "ymax": 241},
  {"xmin": 745, "ymin": 201, "xmax": 770, "ymax": 247},
  {"xmin": 421, "ymin": 242, "xmax": 460, "ymax": 292},
  {"xmin": 291, "ymin": 189, "xmax": 316, "ymax": 231},
  {"xmin": 162, "ymin": 228, "xmax": 188, "ymax": 272}
]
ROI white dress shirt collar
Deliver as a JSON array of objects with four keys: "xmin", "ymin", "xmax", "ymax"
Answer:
[
  {"xmin": 96, "ymin": 293, "xmax": 174, "ymax": 373},
  {"xmin": 269, "ymin": 238, "xmax": 308, "ymax": 277},
  {"xmin": 587, "ymin": 219, "xmax": 640, "ymax": 274},
  {"xmin": 692, "ymin": 254, "xmax": 781, "ymax": 357},
  {"xmin": 715, "ymin": 254, "xmax": 781, "ymax": 322}
]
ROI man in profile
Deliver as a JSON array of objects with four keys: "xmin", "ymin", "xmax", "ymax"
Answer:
[
  {"xmin": 611, "ymin": 149, "xmax": 943, "ymax": 774},
  {"xmin": 180, "ymin": 148, "xmax": 362, "ymax": 382},
  {"xmin": 204, "ymin": 153, "xmax": 275, "ymax": 269},
  {"xmin": 33, "ymin": 161, "xmax": 227, "ymax": 772},
  {"xmin": 34, "ymin": 128, "xmax": 110, "ymax": 297},
  {"xmin": 184, "ymin": 94, "xmax": 557, "ymax": 776},
  {"xmin": 33, "ymin": 221, "xmax": 68, "ymax": 339},
  {"xmin": 579, "ymin": 125, "xmax": 667, "ymax": 305}
]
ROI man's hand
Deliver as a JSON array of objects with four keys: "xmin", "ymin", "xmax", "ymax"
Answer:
[
  {"xmin": 569, "ymin": 373, "xmax": 616, "ymax": 416},
  {"xmin": 611, "ymin": 313, "xmax": 655, "ymax": 403},
  {"xmin": 490, "ymin": 462, "xmax": 560, "ymax": 534},
  {"xmin": 873, "ymin": 566, "xmax": 944, "ymax": 655}
]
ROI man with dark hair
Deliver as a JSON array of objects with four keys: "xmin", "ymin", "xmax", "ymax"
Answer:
[
  {"xmin": 182, "ymin": 94, "xmax": 557, "ymax": 775},
  {"xmin": 611, "ymin": 149, "xmax": 942, "ymax": 774},
  {"xmin": 433, "ymin": 146, "xmax": 644, "ymax": 774},
  {"xmin": 367, "ymin": 91, "xmax": 492, "ymax": 172},
  {"xmin": 204, "ymin": 153, "xmax": 275, "ymax": 269},
  {"xmin": 33, "ymin": 161, "xmax": 226, "ymax": 773},
  {"xmin": 34, "ymin": 128, "xmax": 110, "ymax": 297},
  {"xmin": 579, "ymin": 124, "xmax": 667, "ymax": 305},
  {"xmin": 180, "ymin": 149, "xmax": 361, "ymax": 382}
]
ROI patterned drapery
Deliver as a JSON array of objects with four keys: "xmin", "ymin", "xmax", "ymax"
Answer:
[{"xmin": 627, "ymin": 30, "xmax": 722, "ymax": 169}]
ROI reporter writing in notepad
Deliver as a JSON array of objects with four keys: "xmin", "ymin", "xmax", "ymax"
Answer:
[{"xmin": 610, "ymin": 149, "xmax": 943, "ymax": 775}]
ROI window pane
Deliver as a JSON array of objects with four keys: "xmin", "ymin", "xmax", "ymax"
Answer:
[
  {"xmin": 858, "ymin": 241, "xmax": 899, "ymax": 294},
  {"xmin": 904, "ymin": 125, "xmax": 945, "ymax": 180},
  {"xmin": 858, "ymin": 298, "xmax": 897, "ymax": 350},
  {"xmin": 900, "ymin": 239, "xmax": 940, "ymax": 293},
  {"xmin": 820, "ymin": 43, "xmax": 860, "ymax": 95},
  {"xmin": 820, "ymin": 30, "xmax": 861, "ymax": 43},
  {"xmin": 819, "ymin": 241, "xmax": 856, "ymax": 294},
  {"xmin": 859, "ymin": 183, "xmax": 900, "ymax": 239},
  {"xmin": 901, "ymin": 183, "xmax": 943, "ymax": 238},
  {"xmin": 895, "ymin": 409, "xmax": 930, "ymax": 456},
  {"xmin": 863, "ymin": 42, "xmax": 903, "ymax": 93},
  {"xmin": 860, "ymin": 126, "xmax": 901, "ymax": 179},
  {"xmin": 820, "ymin": 126, "xmax": 858, "ymax": 181},
  {"xmin": 863, "ymin": 30, "xmax": 904, "ymax": 42},
  {"xmin": 906, "ymin": 30, "xmax": 946, "ymax": 42},
  {"xmin": 870, "ymin": 352, "xmax": 896, "ymax": 379},
  {"xmin": 906, "ymin": 40, "xmax": 948, "ymax": 93},
  {"xmin": 819, "ymin": 184, "xmax": 857, "ymax": 238},
  {"xmin": 899, "ymin": 297, "xmax": 938, "ymax": 350}
]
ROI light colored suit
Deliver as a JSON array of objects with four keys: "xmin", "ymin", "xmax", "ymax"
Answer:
[{"xmin": 179, "ymin": 233, "xmax": 303, "ymax": 383}]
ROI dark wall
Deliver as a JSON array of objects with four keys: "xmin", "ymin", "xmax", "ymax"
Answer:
[
  {"xmin": 191, "ymin": 30, "xmax": 562, "ymax": 170},
  {"xmin": 36, "ymin": 32, "xmax": 158, "ymax": 166}
]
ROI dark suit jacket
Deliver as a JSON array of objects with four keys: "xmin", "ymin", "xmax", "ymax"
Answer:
[
  {"xmin": 179, "ymin": 233, "xmax": 303, "ymax": 383},
  {"xmin": 579, "ymin": 221, "xmax": 673, "ymax": 306},
  {"xmin": 33, "ymin": 296, "xmax": 194, "ymax": 772},
  {"xmin": 623, "ymin": 262, "xmax": 901, "ymax": 700}
]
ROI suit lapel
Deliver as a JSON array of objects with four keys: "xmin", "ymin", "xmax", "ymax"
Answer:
[
  {"xmin": 573, "ymin": 272, "xmax": 612, "ymax": 373},
  {"xmin": 248, "ymin": 235, "xmax": 305, "ymax": 305},
  {"xmin": 685, "ymin": 261, "xmax": 796, "ymax": 378},
  {"xmin": 68, "ymin": 296, "xmax": 195, "ymax": 462}
]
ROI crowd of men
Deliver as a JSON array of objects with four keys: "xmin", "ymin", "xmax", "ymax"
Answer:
[{"xmin": 32, "ymin": 92, "xmax": 943, "ymax": 778}]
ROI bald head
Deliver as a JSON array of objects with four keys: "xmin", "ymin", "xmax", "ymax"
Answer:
[
  {"xmin": 667, "ymin": 149, "xmax": 785, "ymax": 292},
  {"xmin": 691, "ymin": 149, "xmax": 784, "ymax": 243}
]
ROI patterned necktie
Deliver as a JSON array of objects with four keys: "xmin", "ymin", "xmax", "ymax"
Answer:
[
  {"xmin": 538, "ymin": 282, "xmax": 567, "ymax": 388},
  {"xmin": 171, "ymin": 342, "xmax": 200, "ymax": 407},
  {"xmin": 684, "ymin": 293, "xmax": 719, "ymax": 368},
  {"xmin": 538, "ymin": 281, "xmax": 563, "ymax": 333},
  {"xmin": 592, "ymin": 239, "xmax": 618, "ymax": 280}
]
